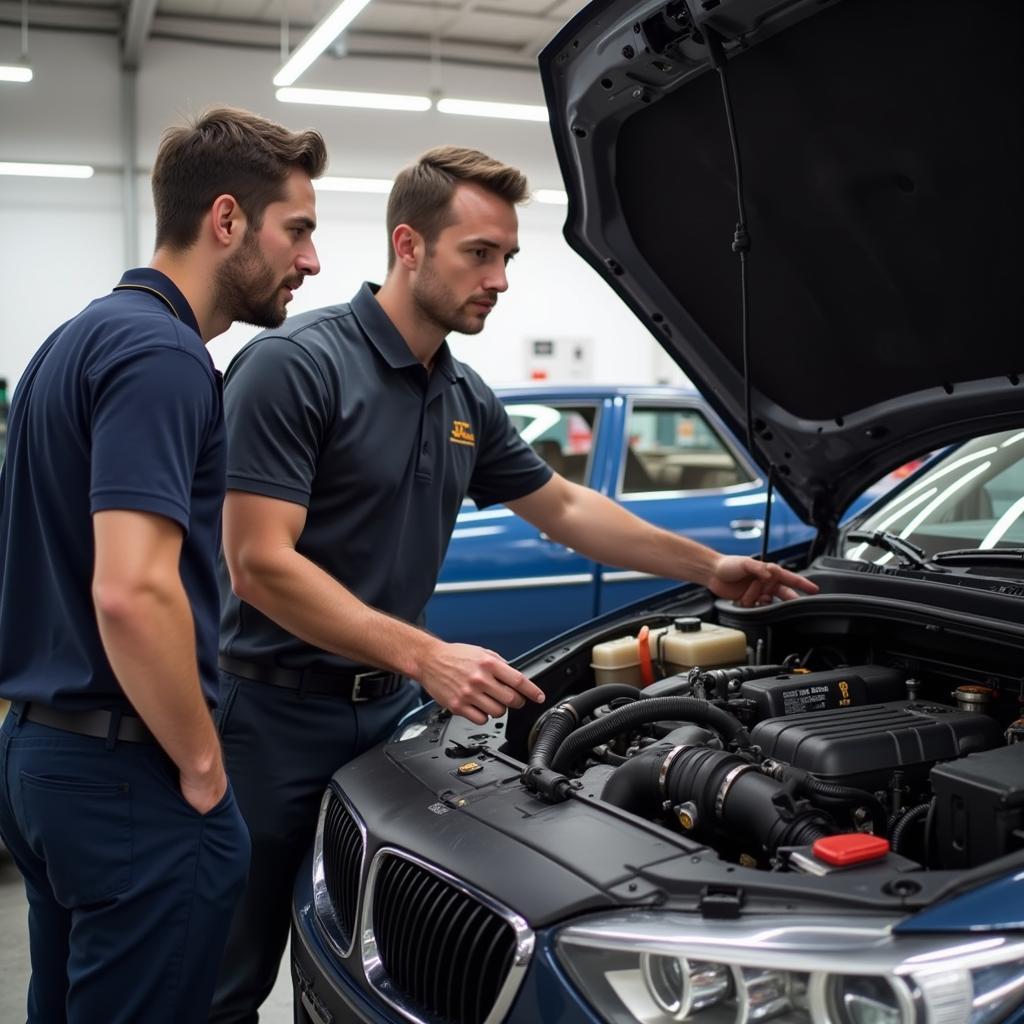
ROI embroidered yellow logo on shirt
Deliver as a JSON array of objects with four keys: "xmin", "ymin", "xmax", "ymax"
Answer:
[{"xmin": 450, "ymin": 420, "xmax": 476, "ymax": 446}]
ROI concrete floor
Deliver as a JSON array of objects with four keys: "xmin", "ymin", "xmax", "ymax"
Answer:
[{"xmin": 0, "ymin": 849, "xmax": 294, "ymax": 1022}]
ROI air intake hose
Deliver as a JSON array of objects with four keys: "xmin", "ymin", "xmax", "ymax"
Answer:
[
  {"xmin": 551, "ymin": 697, "xmax": 751, "ymax": 774},
  {"xmin": 602, "ymin": 744, "xmax": 835, "ymax": 854}
]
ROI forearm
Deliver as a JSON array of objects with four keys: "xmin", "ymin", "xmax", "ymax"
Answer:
[
  {"xmin": 231, "ymin": 548, "xmax": 439, "ymax": 678},
  {"xmin": 539, "ymin": 486, "xmax": 720, "ymax": 584},
  {"xmin": 94, "ymin": 581, "xmax": 220, "ymax": 779}
]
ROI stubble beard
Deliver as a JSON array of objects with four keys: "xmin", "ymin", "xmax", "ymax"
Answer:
[
  {"xmin": 411, "ymin": 256, "xmax": 486, "ymax": 337},
  {"xmin": 215, "ymin": 230, "xmax": 289, "ymax": 330}
]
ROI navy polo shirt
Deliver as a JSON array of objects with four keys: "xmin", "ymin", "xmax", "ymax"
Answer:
[
  {"xmin": 219, "ymin": 281, "xmax": 552, "ymax": 669},
  {"xmin": 0, "ymin": 269, "xmax": 226, "ymax": 710}
]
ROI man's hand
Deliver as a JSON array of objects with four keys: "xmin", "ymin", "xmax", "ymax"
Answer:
[
  {"xmin": 179, "ymin": 762, "xmax": 229, "ymax": 816},
  {"xmin": 706, "ymin": 555, "xmax": 819, "ymax": 607},
  {"xmin": 418, "ymin": 642, "xmax": 545, "ymax": 725}
]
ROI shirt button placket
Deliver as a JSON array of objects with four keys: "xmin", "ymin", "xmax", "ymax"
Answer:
[{"xmin": 416, "ymin": 394, "xmax": 433, "ymax": 480}]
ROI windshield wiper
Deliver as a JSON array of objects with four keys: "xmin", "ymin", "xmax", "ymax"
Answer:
[
  {"xmin": 845, "ymin": 530, "xmax": 944, "ymax": 571},
  {"xmin": 932, "ymin": 547, "xmax": 1024, "ymax": 567}
]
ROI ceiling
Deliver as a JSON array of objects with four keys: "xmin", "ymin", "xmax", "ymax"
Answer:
[{"xmin": 4, "ymin": 0, "xmax": 588, "ymax": 71}]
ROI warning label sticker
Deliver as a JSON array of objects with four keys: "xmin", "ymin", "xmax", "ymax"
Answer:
[{"xmin": 782, "ymin": 684, "xmax": 833, "ymax": 715}]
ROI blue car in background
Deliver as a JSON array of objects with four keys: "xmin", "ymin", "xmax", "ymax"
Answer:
[{"xmin": 427, "ymin": 385, "xmax": 827, "ymax": 657}]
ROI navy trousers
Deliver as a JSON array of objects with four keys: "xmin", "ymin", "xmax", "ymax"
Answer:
[
  {"xmin": 0, "ymin": 705, "xmax": 251, "ymax": 1024},
  {"xmin": 208, "ymin": 672, "xmax": 421, "ymax": 1024}
]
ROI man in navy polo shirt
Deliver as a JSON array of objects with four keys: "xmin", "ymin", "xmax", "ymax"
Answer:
[
  {"xmin": 0, "ymin": 107, "xmax": 326, "ymax": 1023},
  {"xmin": 211, "ymin": 145, "xmax": 818, "ymax": 1021}
]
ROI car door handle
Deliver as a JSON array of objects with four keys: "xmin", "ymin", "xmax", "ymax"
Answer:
[{"xmin": 730, "ymin": 518, "xmax": 764, "ymax": 540}]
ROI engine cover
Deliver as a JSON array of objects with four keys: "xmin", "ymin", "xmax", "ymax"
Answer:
[
  {"xmin": 750, "ymin": 700, "xmax": 1004, "ymax": 790},
  {"xmin": 740, "ymin": 665, "xmax": 904, "ymax": 719}
]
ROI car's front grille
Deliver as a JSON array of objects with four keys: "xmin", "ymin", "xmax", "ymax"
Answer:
[
  {"xmin": 313, "ymin": 786, "xmax": 364, "ymax": 954},
  {"xmin": 364, "ymin": 850, "xmax": 532, "ymax": 1024}
]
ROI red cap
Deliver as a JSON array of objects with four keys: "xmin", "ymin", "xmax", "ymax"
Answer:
[{"xmin": 812, "ymin": 833, "xmax": 890, "ymax": 867}]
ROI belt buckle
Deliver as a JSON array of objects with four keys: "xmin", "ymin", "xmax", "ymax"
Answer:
[{"xmin": 351, "ymin": 671, "xmax": 376, "ymax": 702}]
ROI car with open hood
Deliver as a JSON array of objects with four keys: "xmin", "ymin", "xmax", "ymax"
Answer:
[{"xmin": 290, "ymin": 1, "xmax": 1024, "ymax": 1022}]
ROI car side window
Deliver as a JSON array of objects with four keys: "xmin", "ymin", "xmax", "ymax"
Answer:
[
  {"xmin": 622, "ymin": 406, "xmax": 753, "ymax": 494},
  {"xmin": 503, "ymin": 404, "xmax": 597, "ymax": 486}
]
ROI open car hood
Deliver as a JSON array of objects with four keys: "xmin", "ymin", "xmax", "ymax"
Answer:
[{"xmin": 539, "ymin": 0, "xmax": 1022, "ymax": 534}]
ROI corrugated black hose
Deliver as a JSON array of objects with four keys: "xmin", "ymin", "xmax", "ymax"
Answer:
[
  {"xmin": 550, "ymin": 696, "xmax": 752, "ymax": 775},
  {"xmin": 891, "ymin": 802, "xmax": 931, "ymax": 854},
  {"xmin": 523, "ymin": 684, "xmax": 641, "ymax": 801}
]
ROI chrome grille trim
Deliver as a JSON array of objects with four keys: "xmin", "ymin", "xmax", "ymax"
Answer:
[
  {"xmin": 361, "ymin": 847, "xmax": 535, "ymax": 1024},
  {"xmin": 312, "ymin": 784, "xmax": 366, "ymax": 959}
]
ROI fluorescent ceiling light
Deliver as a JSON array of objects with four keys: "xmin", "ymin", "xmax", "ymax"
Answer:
[
  {"xmin": 273, "ymin": 0, "xmax": 374, "ymax": 87},
  {"xmin": 534, "ymin": 189, "xmax": 568, "ymax": 205},
  {"xmin": 436, "ymin": 98, "xmax": 548, "ymax": 122},
  {"xmin": 0, "ymin": 162, "xmax": 94, "ymax": 179},
  {"xmin": 276, "ymin": 86, "xmax": 430, "ymax": 112},
  {"xmin": 0, "ymin": 64, "xmax": 32, "ymax": 83},
  {"xmin": 315, "ymin": 176, "xmax": 392, "ymax": 194}
]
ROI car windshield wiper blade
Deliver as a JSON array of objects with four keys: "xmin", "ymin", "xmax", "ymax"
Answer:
[
  {"xmin": 845, "ymin": 530, "xmax": 943, "ymax": 571},
  {"xmin": 932, "ymin": 547, "xmax": 1024, "ymax": 566}
]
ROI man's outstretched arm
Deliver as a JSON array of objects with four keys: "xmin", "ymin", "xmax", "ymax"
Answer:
[{"xmin": 506, "ymin": 473, "xmax": 819, "ymax": 606}]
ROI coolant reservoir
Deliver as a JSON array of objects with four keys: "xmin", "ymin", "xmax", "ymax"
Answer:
[{"xmin": 591, "ymin": 617, "xmax": 747, "ymax": 686}]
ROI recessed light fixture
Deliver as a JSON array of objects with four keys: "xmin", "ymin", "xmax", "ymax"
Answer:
[
  {"xmin": 0, "ymin": 162, "xmax": 94, "ymax": 179},
  {"xmin": 276, "ymin": 87, "xmax": 430, "ymax": 112},
  {"xmin": 534, "ymin": 189, "xmax": 568, "ymax": 205},
  {"xmin": 273, "ymin": 0, "xmax": 374, "ymax": 87},
  {"xmin": 0, "ymin": 63, "xmax": 32, "ymax": 83},
  {"xmin": 314, "ymin": 176, "xmax": 392, "ymax": 194},
  {"xmin": 436, "ymin": 98, "xmax": 548, "ymax": 122}
]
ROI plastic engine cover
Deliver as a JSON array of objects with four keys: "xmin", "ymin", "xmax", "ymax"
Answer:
[{"xmin": 750, "ymin": 701, "xmax": 1004, "ymax": 790}]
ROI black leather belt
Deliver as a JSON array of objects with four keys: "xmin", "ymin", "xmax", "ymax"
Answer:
[
  {"xmin": 218, "ymin": 655, "xmax": 403, "ymax": 701},
  {"xmin": 12, "ymin": 702, "xmax": 155, "ymax": 744}
]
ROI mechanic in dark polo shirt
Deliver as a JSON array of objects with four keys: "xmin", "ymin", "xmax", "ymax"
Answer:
[
  {"xmin": 0, "ymin": 108, "xmax": 326, "ymax": 1023},
  {"xmin": 211, "ymin": 145, "xmax": 818, "ymax": 1021}
]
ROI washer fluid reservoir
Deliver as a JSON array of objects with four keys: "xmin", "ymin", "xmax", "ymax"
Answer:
[{"xmin": 591, "ymin": 617, "xmax": 747, "ymax": 686}]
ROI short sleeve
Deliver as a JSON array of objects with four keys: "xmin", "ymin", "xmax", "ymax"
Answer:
[
  {"xmin": 466, "ymin": 384, "xmax": 553, "ymax": 509},
  {"xmin": 89, "ymin": 347, "xmax": 219, "ymax": 530},
  {"xmin": 222, "ymin": 336, "xmax": 330, "ymax": 507}
]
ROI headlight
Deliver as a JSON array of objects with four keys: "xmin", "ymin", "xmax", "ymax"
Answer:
[{"xmin": 555, "ymin": 913, "xmax": 1024, "ymax": 1024}]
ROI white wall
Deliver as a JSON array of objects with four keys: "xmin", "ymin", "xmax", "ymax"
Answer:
[{"xmin": 0, "ymin": 28, "xmax": 687, "ymax": 392}]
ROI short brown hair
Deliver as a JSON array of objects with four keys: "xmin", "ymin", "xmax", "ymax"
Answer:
[
  {"xmin": 386, "ymin": 146, "xmax": 529, "ymax": 269},
  {"xmin": 152, "ymin": 106, "xmax": 328, "ymax": 251}
]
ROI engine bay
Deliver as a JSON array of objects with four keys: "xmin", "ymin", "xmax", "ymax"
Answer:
[{"xmin": 509, "ymin": 572, "xmax": 1024, "ymax": 879}]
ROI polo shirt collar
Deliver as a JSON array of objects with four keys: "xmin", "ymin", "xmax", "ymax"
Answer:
[
  {"xmin": 351, "ymin": 281, "xmax": 464, "ymax": 383},
  {"xmin": 114, "ymin": 268, "xmax": 201, "ymax": 338}
]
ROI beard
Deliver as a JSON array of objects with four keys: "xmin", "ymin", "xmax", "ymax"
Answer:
[
  {"xmin": 214, "ymin": 229, "xmax": 290, "ymax": 329},
  {"xmin": 411, "ymin": 255, "xmax": 493, "ymax": 336}
]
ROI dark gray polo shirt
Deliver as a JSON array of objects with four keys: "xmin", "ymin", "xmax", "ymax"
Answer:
[{"xmin": 219, "ymin": 282, "xmax": 552, "ymax": 669}]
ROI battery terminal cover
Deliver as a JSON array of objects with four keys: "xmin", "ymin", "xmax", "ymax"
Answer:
[{"xmin": 812, "ymin": 833, "xmax": 890, "ymax": 866}]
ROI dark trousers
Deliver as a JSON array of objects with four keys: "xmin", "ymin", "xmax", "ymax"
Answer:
[
  {"xmin": 208, "ymin": 672, "xmax": 421, "ymax": 1024},
  {"xmin": 0, "ymin": 705, "xmax": 251, "ymax": 1024}
]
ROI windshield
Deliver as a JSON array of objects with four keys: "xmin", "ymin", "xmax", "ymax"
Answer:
[{"xmin": 844, "ymin": 429, "xmax": 1024, "ymax": 566}]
